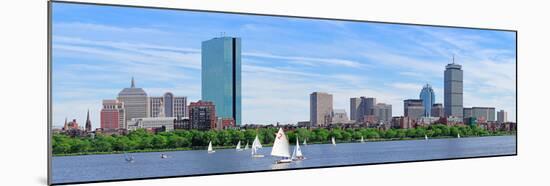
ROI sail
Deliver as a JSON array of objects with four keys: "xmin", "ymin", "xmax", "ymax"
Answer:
[
  {"xmin": 244, "ymin": 142, "xmax": 249, "ymax": 150},
  {"xmin": 252, "ymin": 135, "xmax": 263, "ymax": 148},
  {"xmin": 332, "ymin": 137, "xmax": 336, "ymax": 145},
  {"xmin": 458, "ymin": 133, "xmax": 461, "ymax": 138},
  {"xmin": 208, "ymin": 141, "xmax": 213, "ymax": 151},
  {"xmin": 251, "ymin": 145, "xmax": 257, "ymax": 155},
  {"xmin": 361, "ymin": 136, "xmax": 364, "ymax": 143},
  {"xmin": 295, "ymin": 137, "xmax": 302, "ymax": 157},
  {"xmin": 292, "ymin": 137, "xmax": 299, "ymax": 159},
  {"xmin": 303, "ymin": 138, "xmax": 307, "ymax": 145},
  {"xmin": 236, "ymin": 141, "xmax": 241, "ymax": 150},
  {"xmin": 425, "ymin": 135, "xmax": 428, "ymax": 140},
  {"xmin": 271, "ymin": 128, "xmax": 291, "ymax": 158}
]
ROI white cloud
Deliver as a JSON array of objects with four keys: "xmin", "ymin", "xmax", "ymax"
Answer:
[{"xmin": 244, "ymin": 52, "xmax": 367, "ymax": 68}]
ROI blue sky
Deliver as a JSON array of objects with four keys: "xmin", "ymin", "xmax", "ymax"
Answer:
[{"xmin": 51, "ymin": 2, "xmax": 516, "ymax": 129}]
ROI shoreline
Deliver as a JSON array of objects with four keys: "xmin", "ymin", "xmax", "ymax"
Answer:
[{"xmin": 52, "ymin": 134, "xmax": 515, "ymax": 157}]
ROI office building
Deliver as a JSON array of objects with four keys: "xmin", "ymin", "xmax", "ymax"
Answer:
[
  {"xmin": 431, "ymin": 103, "xmax": 444, "ymax": 118},
  {"xmin": 473, "ymin": 107, "xmax": 496, "ymax": 122},
  {"xmin": 358, "ymin": 97, "xmax": 376, "ymax": 119},
  {"xmin": 404, "ymin": 99, "xmax": 424, "ymax": 120},
  {"xmin": 497, "ymin": 110, "xmax": 508, "ymax": 123},
  {"xmin": 201, "ymin": 37, "xmax": 242, "ymax": 126},
  {"xmin": 100, "ymin": 99, "xmax": 125, "ymax": 129},
  {"xmin": 310, "ymin": 92, "xmax": 333, "ymax": 127},
  {"xmin": 444, "ymin": 61, "xmax": 463, "ymax": 118},
  {"xmin": 463, "ymin": 107, "xmax": 473, "ymax": 119},
  {"xmin": 149, "ymin": 92, "xmax": 188, "ymax": 118},
  {"xmin": 419, "ymin": 84, "xmax": 435, "ymax": 117},
  {"xmin": 174, "ymin": 116, "xmax": 191, "ymax": 130},
  {"xmin": 331, "ymin": 109, "xmax": 349, "ymax": 124},
  {"xmin": 463, "ymin": 107, "xmax": 496, "ymax": 123},
  {"xmin": 372, "ymin": 103, "xmax": 392, "ymax": 124},
  {"xmin": 189, "ymin": 100, "xmax": 217, "ymax": 130},
  {"xmin": 392, "ymin": 116, "xmax": 414, "ymax": 129},
  {"xmin": 350, "ymin": 97, "xmax": 361, "ymax": 121},
  {"xmin": 117, "ymin": 77, "xmax": 149, "ymax": 128},
  {"xmin": 127, "ymin": 100, "xmax": 176, "ymax": 131}
]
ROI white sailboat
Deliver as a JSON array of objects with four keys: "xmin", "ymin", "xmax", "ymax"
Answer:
[
  {"xmin": 292, "ymin": 137, "xmax": 305, "ymax": 161},
  {"xmin": 271, "ymin": 128, "xmax": 292, "ymax": 164},
  {"xmin": 244, "ymin": 142, "xmax": 249, "ymax": 150},
  {"xmin": 331, "ymin": 137, "xmax": 336, "ymax": 145},
  {"xmin": 303, "ymin": 138, "xmax": 307, "ymax": 145},
  {"xmin": 236, "ymin": 140, "xmax": 242, "ymax": 151},
  {"xmin": 251, "ymin": 135, "xmax": 264, "ymax": 158},
  {"xmin": 457, "ymin": 133, "xmax": 461, "ymax": 138},
  {"xmin": 360, "ymin": 136, "xmax": 365, "ymax": 143},
  {"xmin": 207, "ymin": 141, "xmax": 215, "ymax": 153},
  {"xmin": 425, "ymin": 134, "xmax": 428, "ymax": 140}
]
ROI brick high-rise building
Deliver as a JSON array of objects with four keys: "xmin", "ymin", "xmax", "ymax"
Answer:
[
  {"xmin": 100, "ymin": 99, "xmax": 125, "ymax": 129},
  {"xmin": 189, "ymin": 100, "xmax": 217, "ymax": 130}
]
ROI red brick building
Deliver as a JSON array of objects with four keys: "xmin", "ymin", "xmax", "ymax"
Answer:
[
  {"xmin": 189, "ymin": 100, "xmax": 216, "ymax": 130},
  {"xmin": 100, "ymin": 100, "xmax": 125, "ymax": 129}
]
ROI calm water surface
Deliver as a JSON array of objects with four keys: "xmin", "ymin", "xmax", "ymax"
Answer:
[{"xmin": 52, "ymin": 135, "xmax": 516, "ymax": 184}]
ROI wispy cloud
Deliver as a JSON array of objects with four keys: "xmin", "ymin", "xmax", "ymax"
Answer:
[
  {"xmin": 244, "ymin": 52, "xmax": 368, "ymax": 68},
  {"xmin": 51, "ymin": 4, "xmax": 516, "ymax": 127}
]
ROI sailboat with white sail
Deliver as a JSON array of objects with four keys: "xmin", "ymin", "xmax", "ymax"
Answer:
[
  {"xmin": 425, "ymin": 134, "xmax": 428, "ymax": 140},
  {"xmin": 303, "ymin": 138, "xmax": 307, "ymax": 145},
  {"xmin": 236, "ymin": 140, "xmax": 242, "ymax": 151},
  {"xmin": 207, "ymin": 141, "xmax": 215, "ymax": 153},
  {"xmin": 331, "ymin": 137, "xmax": 336, "ymax": 145},
  {"xmin": 251, "ymin": 135, "xmax": 264, "ymax": 158},
  {"xmin": 244, "ymin": 141, "xmax": 249, "ymax": 150},
  {"xmin": 292, "ymin": 137, "xmax": 305, "ymax": 161},
  {"xmin": 360, "ymin": 136, "xmax": 365, "ymax": 143},
  {"xmin": 271, "ymin": 128, "xmax": 292, "ymax": 164},
  {"xmin": 457, "ymin": 133, "xmax": 461, "ymax": 138}
]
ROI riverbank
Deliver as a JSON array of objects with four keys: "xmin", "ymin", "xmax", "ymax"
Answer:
[{"xmin": 53, "ymin": 133, "xmax": 515, "ymax": 156}]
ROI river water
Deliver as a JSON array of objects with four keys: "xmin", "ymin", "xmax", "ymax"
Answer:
[{"xmin": 52, "ymin": 135, "xmax": 516, "ymax": 184}]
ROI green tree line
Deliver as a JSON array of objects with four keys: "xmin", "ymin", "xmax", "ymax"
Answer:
[{"xmin": 52, "ymin": 124, "xmax": 514, "ymax": 155}]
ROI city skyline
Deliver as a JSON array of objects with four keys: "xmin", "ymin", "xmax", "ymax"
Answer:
[{"xmin": 52, "ymin": 3, "xmax": 517, "ymax": 129}]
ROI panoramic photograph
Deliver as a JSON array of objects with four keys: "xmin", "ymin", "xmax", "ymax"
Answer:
[{"xmin": 50, "ymin": 1, "xmax": 517, "ymax": 184}]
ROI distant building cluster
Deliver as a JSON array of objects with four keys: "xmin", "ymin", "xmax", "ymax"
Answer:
[{"xmin": 307, "ymin": 58, "xmax": 515, "ymax": 131}]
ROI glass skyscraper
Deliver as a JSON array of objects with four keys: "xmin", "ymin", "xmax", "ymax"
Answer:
[
  {"xmin": 201, "ymin": 37, "xmax": 242, "ymax": 126},
  {"xmin": 419, "ymin": 84, "xmax": 435, "ymax": 117}
]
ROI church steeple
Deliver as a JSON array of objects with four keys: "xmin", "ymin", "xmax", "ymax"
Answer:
[
  {"xmin": 63, "ymin": 117, "xmax": 68, "ymax": 131},
  {"xmin": 131, "ymin": 76, "xmax": 135, "ymax": 88},
  {"xmin": 85, "ymin": 109, "xmax": 92, "ymax": 132}
]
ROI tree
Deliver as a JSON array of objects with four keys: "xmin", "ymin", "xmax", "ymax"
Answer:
[
  {"xmin": 151, "ymin": 135, "xmax": 167, "ymax": 149},
  {"xmin": 53, "ymin": 142, "xmax": 71, "ymax": 154}
]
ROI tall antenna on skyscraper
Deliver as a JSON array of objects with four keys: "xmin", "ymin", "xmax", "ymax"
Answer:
[{"xmin": 452, "ymin": 54, "xmax": 455, "ymax": 64}]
